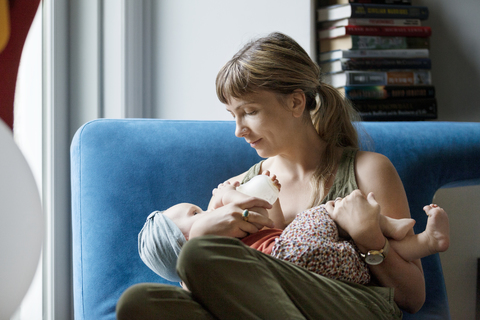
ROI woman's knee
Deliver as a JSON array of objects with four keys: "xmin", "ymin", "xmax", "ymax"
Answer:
[
  {"xmin": 116, "ymin": 283, "xmax": 152, "ymax": 320},
  {"xmin": 177, "ymin": 236, "xmax": 244, "ymax": 278},
  {"xmin": 117, "ymin": 283, "xmax": 192, "ymax": 320},
  {"xmin": 178, "ymin": 236, "xmax": 227, "ymax": 271}
]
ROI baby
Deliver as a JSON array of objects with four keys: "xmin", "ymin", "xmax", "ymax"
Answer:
[{"xmin": 139, "ymin": 172, "xmax": 449, "ymax": 284}]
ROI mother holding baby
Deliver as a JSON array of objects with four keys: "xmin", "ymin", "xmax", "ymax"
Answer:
[{"xmin": 117, "ymin": 32, "xmax": 424, "ymax": 319}]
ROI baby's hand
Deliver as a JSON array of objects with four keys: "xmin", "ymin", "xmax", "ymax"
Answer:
[
  {"xmin": 211, "ymin": 181, "xmax": 240, "ymax": 209},
  {"xmin": 261, "ymin": 170, "xmax": 281, "ymax": 191}
]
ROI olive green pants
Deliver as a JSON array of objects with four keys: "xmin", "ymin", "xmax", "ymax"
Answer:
[{"xmin": 117, "ymin": 236, "xmax": 402, "ymax": 320}]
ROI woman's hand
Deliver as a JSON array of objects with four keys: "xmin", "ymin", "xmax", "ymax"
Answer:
[{"xmin": 189, "ymin": 197, "xmax": 274, "ymax": 239}]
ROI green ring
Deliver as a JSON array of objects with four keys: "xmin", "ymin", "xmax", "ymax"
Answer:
[{"xmin": 242, "ymin": 209, "xmax": 249, "ymax": 218}]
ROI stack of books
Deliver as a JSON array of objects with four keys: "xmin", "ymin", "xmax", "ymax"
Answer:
[{"xmin": 317, "ymin": 0, "xmax": 436, "ymax": 121}]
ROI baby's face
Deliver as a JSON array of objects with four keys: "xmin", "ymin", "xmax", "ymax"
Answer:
[{"xmin": 163, "ymin": 203, "xmax": 206, "ymax": 240}]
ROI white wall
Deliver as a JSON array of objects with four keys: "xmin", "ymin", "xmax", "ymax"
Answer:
[
  {"xmin": 435, "ymin": 186, "xmax": 480, "ymax": 320},
  {"xmin": 151, "ymin": 0, "xmax": 314, "ymax": 120}
]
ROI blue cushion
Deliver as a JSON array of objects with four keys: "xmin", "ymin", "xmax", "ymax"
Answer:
[{"xmin": 71, "ymin": 119, "xmax": 480, "ymax": 320}]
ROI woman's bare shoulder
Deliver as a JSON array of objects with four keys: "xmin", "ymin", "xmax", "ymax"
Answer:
[
  {"xmin": 355, "ymin": 150, "xmax": 410, "ymax": 219},
  {"xmin": 355, "ymin": 150, "xmax": 393, "ymax": 172},
  {"xmin": 355, "ymin": 150, "xmax": 400, "ymax": 186}
]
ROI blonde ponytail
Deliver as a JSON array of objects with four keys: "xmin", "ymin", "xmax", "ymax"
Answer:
[{"xmin": 308, "ymin": 83, "xmax": 360, "ymax": 206}]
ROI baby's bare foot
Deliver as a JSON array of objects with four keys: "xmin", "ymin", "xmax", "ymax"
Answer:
[
  {"xmin": 382, "ymin": 216, "xmax": 416, "ymax": 241},
  {"xmin": 424, "ymin": 204, "xmax": 450, "ymax": 254},
  {"xmin": 261, "ymin": 170, "xmax": 281, "ymax": 191}
]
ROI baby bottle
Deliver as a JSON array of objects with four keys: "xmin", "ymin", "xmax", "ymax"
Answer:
[{"xmin": 236, "ymin": 175, "xmax": 279, "ymax": 205}]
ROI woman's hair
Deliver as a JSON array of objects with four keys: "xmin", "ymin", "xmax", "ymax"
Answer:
[{"xmin": 216, "ymin": 32, "xmax": 360, "ymax": 206}]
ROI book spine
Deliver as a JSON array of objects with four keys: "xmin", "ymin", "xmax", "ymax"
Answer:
[
  {"xmin": 319, "ymin": 18, "xmax": 421, "ymax": 30},
  {"xmin": 346, "ymin": 71, "xmax": 387, "ymax": 86},
  {"xmin": 359, "ymin": 110, "xmax": 437, "ymax": 121},
  {"xmin": 345, "ymin": 25, "xmax": 431, "ymax": 37},
  {"xmin": 341, "ymin": 58, "xmax": 431, "ymax": 70},
  {"xmin": 346, "ymin": 70, "xmax": 431, "ymax": 85},
  {"xmin": 348, "ymin": 0, "xmax": 411, "ymax": 4},
  {"xmin": 353, "ymin": 98, "xmax": 437, "ymax": 120},
  {"xmin": 345, "ymin": 85, "xmax": 435, "ymax": 100},
  {"xmin": 350, "ymin": 3, "xmax": 429, "ymax": 20},
  {"xmin": 318, "ymin": 0, "xmax": 412, "ymax": 5},
  {"xmin": 341, "ymin": 48, "xmax": 429, "ymax": 58},
  {"xmin": 349, "ymin": 35, "xmax": 429, "ymax": 50},
  {"xmin": 348, "ymin": 18, "xmax": 421, "ymax": 26}
]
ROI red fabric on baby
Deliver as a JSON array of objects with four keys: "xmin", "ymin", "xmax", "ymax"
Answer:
[{"xmin": 241, "ymin": 228, "xmax": 283, "ymax": 255}]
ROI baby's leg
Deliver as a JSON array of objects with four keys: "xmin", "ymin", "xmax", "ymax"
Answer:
[
  {"xmin": 422, "ymin": 204, "xmax": 450, "ymax": 253},
  {"xmin": 379, "ymin": 215, "xmax": 416, "ymax": 241},
  {"xmin": 389, "ymin": 204, "xmax": 450, "ymax": 261}
]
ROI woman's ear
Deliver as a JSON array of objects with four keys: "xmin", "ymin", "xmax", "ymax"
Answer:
[{"xmin": 289, "ymin": 89, "xmax": 306, "ymax": 118}]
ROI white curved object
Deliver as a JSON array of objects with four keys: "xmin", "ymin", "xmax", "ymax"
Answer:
[
  {"xmin": 0, "ymin": 119, "xmax": 43, "ymax": 319},
  {"xmin": 237, "ymin": 174, "xmax": 279, "ymax": 205}
]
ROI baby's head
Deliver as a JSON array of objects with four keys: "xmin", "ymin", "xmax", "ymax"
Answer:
[
  {"xmin": 162, "ymin": 203, "xmax": 206, "ymax": 240},
  {"xmin": 138, "ymin": 203, "xmax": 207, "ymax": 283}
]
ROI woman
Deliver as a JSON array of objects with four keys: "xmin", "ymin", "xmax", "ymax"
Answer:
[{"xmin": 117, "ymin": 32, "xmax": 425, "ymax": 320}]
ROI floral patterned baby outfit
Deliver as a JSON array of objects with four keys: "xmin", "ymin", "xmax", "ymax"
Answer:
[{"xmin": 271, "ymin": 205, "xmax": 371, "ymax": 284}]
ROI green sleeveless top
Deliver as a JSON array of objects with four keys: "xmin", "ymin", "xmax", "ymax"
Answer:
[{"xmin": 241, "ymin": 148, "xmax": 359, "ymax": 204}]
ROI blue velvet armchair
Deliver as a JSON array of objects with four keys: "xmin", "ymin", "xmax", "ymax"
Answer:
[{"xmin": 71, "ymin": 119, "xmax": 480, "ymax": 320}]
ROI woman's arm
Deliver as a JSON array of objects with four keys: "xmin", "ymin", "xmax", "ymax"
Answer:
[{"xmin": 346, "ymin": 151, "xmax": 425, "ymax": 313}]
